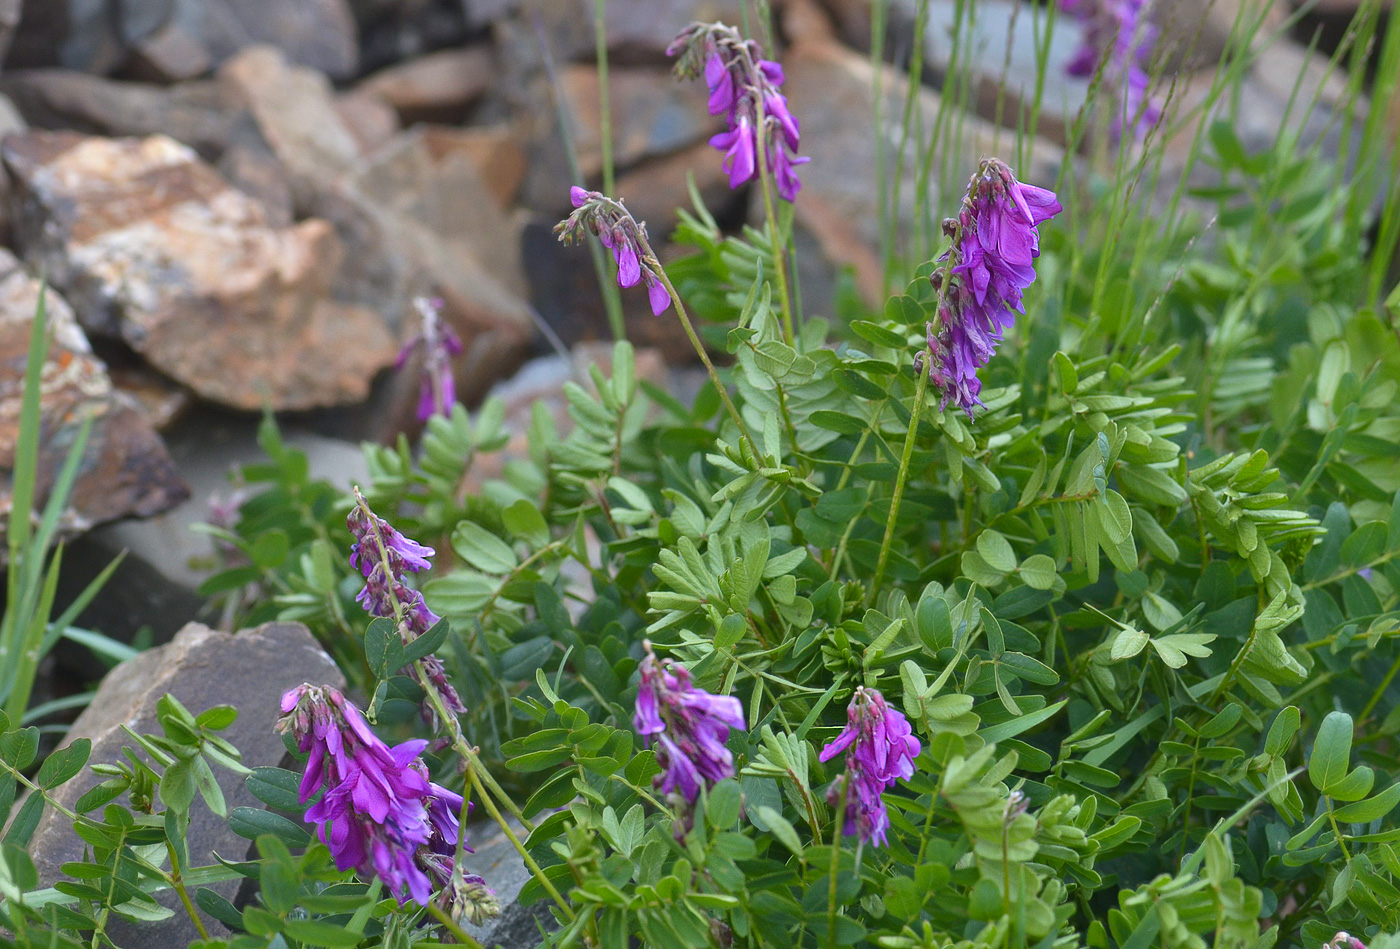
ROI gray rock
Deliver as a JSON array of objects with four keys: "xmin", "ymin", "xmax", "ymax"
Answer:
[
  {"xmin": 457, "ymin": 819, "xmax": 562, "ymax": 948},
  {"xmin": 27, "ymin": 621, "xmax": 346, "ymax": 948},
  {"xmin": 0, "ymin": 0, "xmax": 20, "ymax": 66}
]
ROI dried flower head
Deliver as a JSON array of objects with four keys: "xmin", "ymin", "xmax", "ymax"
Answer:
[
  {"xmin": 669, "ymin": 22, "xmax": 808, "ymax": 201},
  {"xmin": 557, "ymin": 188, "xmax": 670, "ymax": 316},
  {"xmin": 396, "ymin": 297, "xmax": 464, "ymax": 423},
  {"xmin": 634, "ymin": 643, "xmax": 746, "ymax": 808},
  {"xmin": 277, "ymin": 684, "xmax": 471, "ymax": 906},
  {"xmin": 818, "ymin": 687, "xmax": 921, "ymax": 847},
  {"xmin": 925, "ymin": 158, "xmax": 1061, "ymax": 416},
  {"xmin": 1062, "ymin": 0, "xmax": 1161, "ymax": 142}
]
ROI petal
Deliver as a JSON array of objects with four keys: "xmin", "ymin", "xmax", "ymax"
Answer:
[{"xmin": 570, "ymin": 186, "xmax": 589, "ymax": 207}]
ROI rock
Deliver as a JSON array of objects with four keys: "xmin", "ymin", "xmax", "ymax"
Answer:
[
  {"xmin": 81, "ymin": 409, "xmax": 372, "ymax": 599},
  {"xmin": 0, "ymin": 249, "xmax": 188, "ymax": 548},
  {"xmin": 357, "ymin": 46, "xmax": 497, "ymax": 125},
  {"xmin": 218, "ymin": 45, "xmax": 363, "ymax": 211},
  {"xmin": 0, "ymin": 71, "xmax": 236, "ymax": 159},
  {"xmin": 2, "ymin": 130, "xmax": 396, "ymax": 411},
  {"xmin": 8, "ymin": 0, "xmax": 127, "ymax": 73},
  {"xmin": 126, "ymin": 18, "xmax": 215, "ymax": 82},
  {"xmin": 104, "ymin": 354, "xmax": 191, "ymax": 430},
  {"xmin": 335, "ymin": 89, "xmax": 402, "ymax": 159},
  {"xmin": 1153, "ymin": 0, "xmax": 1288, "ymax": 71},
  {"xmin": 456, "ymin": 819, "xmax": 561, "ymax": 947},
  {"xmin": 560, "ymin": 64, "xmax": 720, "ymax": 180},
  {"xmin": 906, "ymin": 0, "xmax": 1088, "ymax": 146},
  {"xmin": 217, "ymin": 143, "xmax": 296, "ymax": 227},
  {"xmin": 599, "ymin": 0, "xmax": 748, "ymax": 61},
  {"xmin": 357, "ymin": 0, "xmax": 472, "ymax": 76},
  {"xmin": 137, "ymin": 0, "xmax": 360, "ymax": 81},
  {"xmin": 344, "ymin": 128, "xmax": 535, "ymax": 429},
  {"xmin": 419, "ymin": 124, "xmax": 527, "ymax": 209},
  {"xmin": 0, "ymin": 0, "xmax": 20, "ymax": 66},
  {"xmin": 27, "ymin": 621, "xmax": 346, "ymax": 947},
  {"xmin": 779, "ymin": 33, "xmax": 1063, "ymax": 303}
]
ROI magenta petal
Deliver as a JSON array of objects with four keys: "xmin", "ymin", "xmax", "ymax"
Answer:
[
  {"xmin": 570, "ymin": 185, "xmax": 589, "ymax": 207},
  {"xmin": 647, "ymin": 276, "xmax": 670, "ymax": 316},
  {"xmin": 615, "ymin": 243, "xmax": 642, "ymax": 288}
]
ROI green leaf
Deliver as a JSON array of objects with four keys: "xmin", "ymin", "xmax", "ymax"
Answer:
[
  {"xmin": 451, "ymin": 522, "xmax": 519, "ymax": 574},
  {"xmin": 282, "ymin": 919, "xmax": 368, "ymax": 947},
  {"xmin": 754, "ymin": 806, "xmax": 804, "ymax": 857},
  {"xmin": 399, "ymin": 617, "xmax": 451, "ymax": 666},
  {"xmin": 503, "ymin": 499, "xmax": 551, "ymax": 548},
  {"xmin": 1334, "ymin": 782, "xmax": 1400, "ymax": 823},
  {"xmin": 1018, "ymin": 554, "xmax": 1057, "ymax": 590},
  {"xmin": 1110, "ymin": 628, "xmax": 1149, "ymax": 661},
  {"xmin": 1266, "ymin": 707, "xmax": 1301, "ymax": 757},
  {"xmin": 706, "ymin": 778, "xmax": 742, "ymax": 829},
  {"xmin": 976, "ymin": 531, "xmax": 1017, "ymax": 573},
  {"xmin": 247, "ymin": 768, "xmax": 303, "ymax": 812},
  {"xmin": 1309, "ymin": 711, "xmax": 1354, "ymax": 795},
  {"xmin": 228, "ymin": 807, "xmax": 311, "ymax": 846},
  {"xmin": 36, "ymin": 739, "xmax": 90, "ymax": 790},
  {"xmin": 850, "ymin": 320, "xmax": 909, "ymax": 349}
]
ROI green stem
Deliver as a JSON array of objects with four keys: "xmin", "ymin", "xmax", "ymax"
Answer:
[
  {"xmin": 653, "ymin": 264, "xmax": 761, "ymax": 461},
  {"xmin": 426, "ymin": 902, "xmax": 488, "ymax": 949},
  {"xmin": 593, "ymin": 0, "xmax": 614, "ymax": 199},
  {"xmin": 166, "ymin": 841, "xmax": 210, "ymax": 941},
  {"xmin": 869, "ymin": 364, "xmax": 931, "ymax": 605},
  {"xmin": 826, "ymin": 776, "xmax": 849, "ymax": 949},
  {"xmin": 754, "ymin": 125, "xmax": 796, "ymax": 346},
  {"xmin": 468, "ymin": 767, "xmax": 575, "ymax": 920}
]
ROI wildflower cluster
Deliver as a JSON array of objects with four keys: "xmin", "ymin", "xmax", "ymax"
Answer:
[
  {"xmin": 668, "ymin": 22, "xmax": 808, "ymax": 201},
  {"xmin": 818, "ymin": 688, "xmax": 920, "ymax": 847},
  {"xmin": 276, "ymin": 684, "xmax": 478, "ymax": 909},
  {"xmin": 347, "ymin": 493, "xmax": 466, "ymax": 719},
  {"xmin": 557, "ymin": 187, "xmax": 670, "ymax": 316},
  {"xmin": 633, "ymin": 645, "xmax": 746, "ymax": 813},
  {"xmin": 925, "ymin": 158, "xmax": 1061, "ymax": 415},
  {"xmin": 1063, "ymin": 0, "xmax": 1161, "ymax": 142},
  {"xmin": 396, "ymin": 297, "xmax": 463, "ymax": 423}
]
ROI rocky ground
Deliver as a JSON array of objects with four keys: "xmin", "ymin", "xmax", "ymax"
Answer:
[{"xmin": 0, "ymin": 0, "xmax": 1391, "ymax": 943}]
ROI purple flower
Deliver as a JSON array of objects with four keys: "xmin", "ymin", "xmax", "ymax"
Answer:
[
  {"xmin": 671, "ymin": 23, "xmax": 808, "ymax": 202},
  {"xmin": 348, "ymin": 493, "xmax": 467, "ymax": 720},
  {"xmin": 818, "ymin": 687, "xmax": 920, "ymax": 848},
  {"xmin": 277, "ymin": 685, "xmax": 472, "ymax": 907},
  {"xmin": 1326, "ymin": 935, "xmax": 1368, "ymax": 949},
  {"xmin": 396, "ymin": 297, "xmax": 464, "ymax": 423},
  {"xmin": 556, "ymin": 189, "xmax": 672, "ymax": 316},
  {"xmin": 925, "ymin": 159, "xmax": 1061, "ymax": 416},
  {"xmin": 1061, "ymin": 0, "xmax": 1160, "ymax": 142},
  {"xmin": 634, "ymin": 645, "xmax": 745, "ymax": 808}
]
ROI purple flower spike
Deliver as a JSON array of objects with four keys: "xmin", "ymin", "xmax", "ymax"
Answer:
[
  {"xmin": 1061, "ymin": 0, "xmax": 1161, "ymax": 143},
  {"xmin": 818, "ymin": 687, "xmax": 920, "ymax": 848},
  {"xmin": 670, "ymin": 22, "xmax": 808, "ymax": 201},
  {"xmin": 634, "ymin": 644, "xmax": 745, "ymax": 814},
  {"xmin": 396, "ymin": 298, "xmax": 464, "ymax": 423},
  {"xmin": 277, "ymin": 685, "xmax": 473, "ymax": 907},
  {"xmin": 348, "ymin": 493, "xmax": 467, "ymax": 722},
  {"xmin": 925, "ymin": 158, "xmax": 1061, "ymax": 417}
]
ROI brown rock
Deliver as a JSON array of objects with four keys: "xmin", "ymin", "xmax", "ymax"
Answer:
[
  {"xmin": 3, "ymin": 131, "xmax": 396, "ymax": 411},
  {"xmin": 781, "ymin": 34, "xmax": 1063, "ymax": 303},
  {"xmin": 419, "ymin": 124, "xmax": 527, "ymax": 209},
  {"xmin": 0, "ymin": 249, "xmax": 187, "ymax": 544},
  {"xmin": 218, "ymin": 45, "xmax": 362, "ymax": 210},
  {"xmin": 558, "ymin": 64, "xmax": 720, "ymax": 179},
  {"xmin": 126, "ymin": 19, "xmax": 215, "ymax": 83},
  {"xmin": 614, "ymin": 140, "xmax": 735, "ymax": 240},
  {"xmin": 335, "ymin": 89, "xmax": 402, "ymax": 159},
  {"xmin": 104, "ymin": 358, "xmax": 191, "ymax": 431},
  {"xmin": 0, "ymin": 71, "xmax": 236, "ymax": 158},
  {"xmin": 217, "ymin": 143, "xmax": 295, "ymax": 227},
  {"xmin": 27, "ymin": 621, "xmax": 345, "ymax": 945},
  {"xmin": 344, "ymin": 128, "xmax": 536, "ymax": 431},
  {"xmin": 358, "ymin": 46, "xmax": 496, "ymax": 124}
]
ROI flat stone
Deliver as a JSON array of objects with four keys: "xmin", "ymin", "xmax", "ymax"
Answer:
[
  {"xmin": 358, "ymin": 46, "xmax": 497, "ymax": 124},
  {"xmin": 126, "ymin": 19, "xmax": 215, "ymax": 82},
  {"xmin": 780, "ymin": 33, "xmax": 1063, "ymax": 303},
  {"xmin": 0, "ymin": 71, "xmax": 236, "ymax": 158},
  {"xmin": 335, "ymin": 89, "xmax": 402, "ymax": 160},
  {"xmin": 2, "ymin": 130, "xmax": 396, "ymax": 411},
  {"xmin": 154, "ymin": 0, "xmax": 360, "ymax": 81},
  {"xmin": 27, "ymin": 621, "xmax": 346, "ymax": 946},
  {"xmin": 419, "ymin": 124, "xmax": 528, "ymax": 209},
  {"xmin": 218, "ymin": 45, "xmax": 362, "ymax": 211},
  {"xmin": 0, "ymin": 249, "xmax": 188, "ymax": 547}
]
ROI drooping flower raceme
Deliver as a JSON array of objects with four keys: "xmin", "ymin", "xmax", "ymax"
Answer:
[
  {"xmin": 277, "ymin": 684, "xmax": 471, "ymax": 907},
  {"xmin": 396, "ymin": 297, "xmax": 464, "ymax": 422},
  {"xmin": 818, "ymin": 687, "xmax": 921, "ymax": 848},
  {"xmin": 924, "ymin": 158, "xmax": 1062, "ymax": 416},
  {"xmin": 634, "ymin": 645, "xmax": 746, "ymax": 806},
  {"xmin": 558, "ymin": 187, "xmax": 671, "ymax": 316},
  {"xmin": 348, "ymin": 492, "xmax": 466, "ymax": 718},
  {"xmin": 669, "ymin": 22, "xmax": 809, "ymax": 201},
  {"xmin": 1062, "ymin": 0, "xmax": 1160, "ymax": 142}
]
